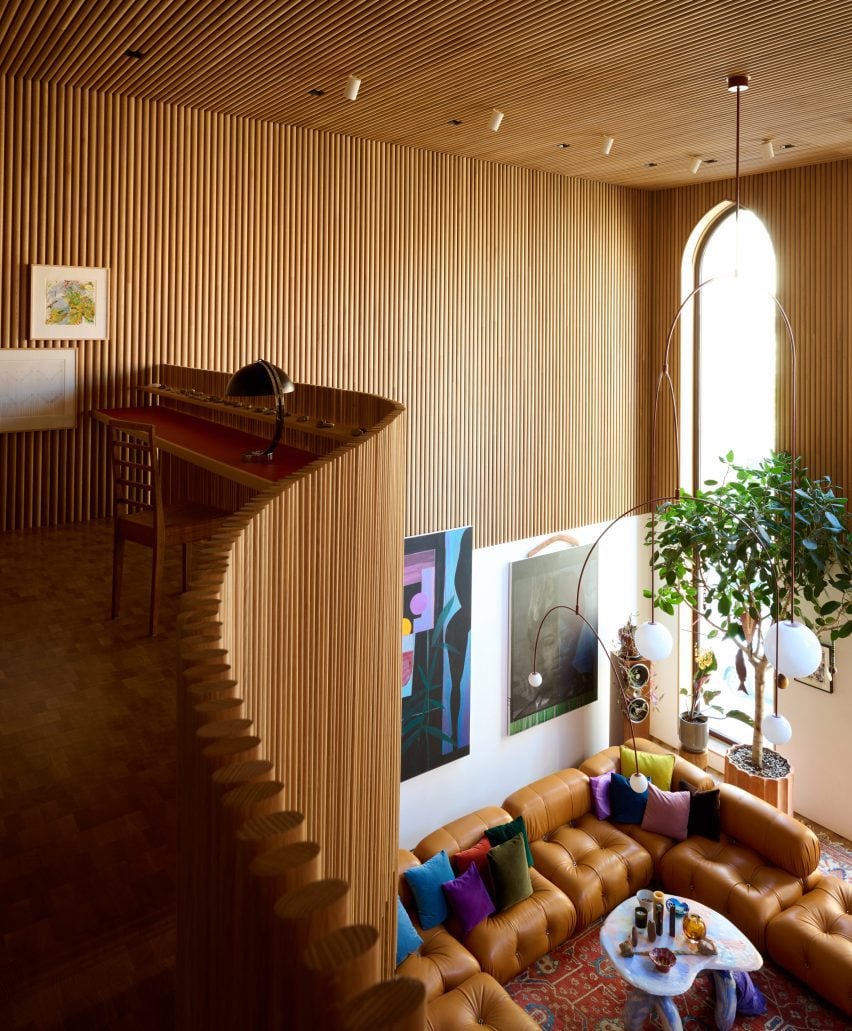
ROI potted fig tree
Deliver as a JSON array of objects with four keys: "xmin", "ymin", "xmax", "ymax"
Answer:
[{"xmin": 648, "ymin": 452, "xmax": 852, "ymax": 803}]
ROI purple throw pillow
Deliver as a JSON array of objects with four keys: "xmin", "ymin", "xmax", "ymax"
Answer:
[
  {"xmin": 590, "ymin": 771, "xmax": 613, "ymax": 821},
  {"xmin": 641, "ymin": 782, "xmax": 691, "ymax": 840},
  {"xmin": 441, "ymin": 861, "xmax": 496, "ymax": 937}
]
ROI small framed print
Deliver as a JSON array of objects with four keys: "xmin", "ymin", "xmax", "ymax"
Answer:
[
  {"xmin": 30, "ymin": 264, "xmax": 109, "ymax": 340},
  {"xmin": 795, "ymin": 641, "xmax": 835, "ymax": 693},
  {"xmin": 0, "ymin": 349, "xmax": 77, "ymax": 431}
]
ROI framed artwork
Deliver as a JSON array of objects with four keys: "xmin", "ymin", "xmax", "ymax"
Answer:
[
  {"xmin": 508, "ymin": 544, "xmax": 598, "ymax": 734},
  {"xmin": 30, "ymin": 265, "xmax": 109, "ymax": 340},
  {"xmin": 0, "ymin": 348, "xmax": 77, "ymax": 432},
  {"xmin": 795, "ymin": 641, "xmax": 835, "ymax": 693},
  {"xmin": 401, "ymin": 526, "xmax": 472, "ymax": 782}
]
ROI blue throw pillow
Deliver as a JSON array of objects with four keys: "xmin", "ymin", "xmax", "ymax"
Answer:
[
  {"xmin": 403, "ymin": 850, "xmax": 455, "ymax": 929},
  {"xmin": 395, "ymin": 896, "xmax": 423, "ymax": 967},
  {"xmin": 610, "ymin": 771, "xmax": 649, "ymax": 824}
]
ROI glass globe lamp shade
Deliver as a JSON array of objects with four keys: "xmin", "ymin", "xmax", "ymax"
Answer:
[
  {"xmin": 629, "ymin": 771, "xmax": 649, "ymax": 794},
  {"xmin": 634, "ymin": 620, "xmax": 673, "ymax": 662},
  {"xmin": 764, "ymin": 620, "xmax": 822, "ymax": 678},
  {"xmin": 762, "ymin": 712, "xmax": 792, "ymax": 745},
  {"xmin": 528, "ymin": 671, "xmax": 542, "ymax": 688}
]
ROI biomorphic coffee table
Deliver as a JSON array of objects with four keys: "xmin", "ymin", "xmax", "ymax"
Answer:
[{"xmin": 599, "ymin": 894, "xmax": 762, "ymax": 1031}]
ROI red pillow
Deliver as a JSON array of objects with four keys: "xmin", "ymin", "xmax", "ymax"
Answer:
[{"xmin": 452, "ymin": 835, "xmax": 492, "ymax": 877}]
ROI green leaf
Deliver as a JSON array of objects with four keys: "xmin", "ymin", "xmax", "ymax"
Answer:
[{"xmin": 726, "ymin": 709, "xmax": 755, "ymax": 727}]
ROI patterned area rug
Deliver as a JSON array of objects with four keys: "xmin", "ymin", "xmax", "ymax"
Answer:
[
  {"xmin": 817, "ymin": 839, "xmax": 852, "ymax": 883},
  {"xmin": 506, "ymin": 919, "xmax": 849, "ymax": 1030}
]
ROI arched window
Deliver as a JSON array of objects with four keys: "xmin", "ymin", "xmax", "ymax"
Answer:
[{"xmin": 682, "ymin": 206, "xmax": 778, "ymax": 744}]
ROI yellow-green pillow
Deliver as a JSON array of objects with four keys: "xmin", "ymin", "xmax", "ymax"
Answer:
[{"xmin": 620, "ymin": 746, "xmax": 675, "ymax": 791}]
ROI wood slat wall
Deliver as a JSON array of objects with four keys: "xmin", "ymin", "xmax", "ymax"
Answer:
[
  {"xmin": 649, "ymin": 161, "xmax": 851, "ymax": 497},
  {"xmin": 0, "ymin": 73, "xmax": 650, "ymax": 543}
]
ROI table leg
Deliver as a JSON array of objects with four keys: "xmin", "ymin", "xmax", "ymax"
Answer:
[
  {"xmin": 711, "ymin": 970, "xmax": 737, "ymax": 1031},
  {"xmin": 623, "ymin": 990, "xmax": 683, "ymax": 1031}
]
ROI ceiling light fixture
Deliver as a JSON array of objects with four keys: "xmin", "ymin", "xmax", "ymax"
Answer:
[
  {"xmin": 307, "ymin": 88, "xmax": 325, "ymax": 97},
  {"xmin": 124, "ymin": 48, "xmax": 144, "ymax": 60},
  {"xmin": 762, "ymin": 138, "xmax": 775, "ymax": 159},
  {"xmin": 602, "ymin": 135, "xmax": 615, "ymax": 156},
  {"xmin": 528, "ymin": 72, "xmax": 819, "ymax": 791},
  {"xmin": 345, "ymin": 75, "xmax": 361, "ymax": 101},
  {"xmin": 689, "ymin": 156, "xmax": 702, "ymax": 175},
  {"xmin": 489, "ymin": 109, "xmax": 504, "ymax": 132},
  {"xmin": 557, "ymin": 143, "xmax": 570, "ymax": 149}
]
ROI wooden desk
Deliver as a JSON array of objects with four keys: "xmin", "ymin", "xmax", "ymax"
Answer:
[{"xmin": 94, "ymin": 405, "xmax": 315, "ymax": 490}]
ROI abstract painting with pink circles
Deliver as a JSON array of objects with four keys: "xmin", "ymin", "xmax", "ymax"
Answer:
[{"xmin": 401, "ymin": 526, "xmax": 473, "ymax": 782}]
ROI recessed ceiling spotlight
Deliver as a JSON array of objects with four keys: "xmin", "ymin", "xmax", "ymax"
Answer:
[
  {"xmin": 448, "ymin": 119, "xmax": 463, "ymax": 126},
  {"xmin": 557, "ymin": 143, "xmax": 570, "ymax": 149},
  {"xmin": 124, "ymin": 48, "xmax": 144, "ymax": 59},
  {"xmin": 689, "ymin": 156, "xmax": 702, "ymax": 174},
  {"xmin": 703, "ymin": 158, "xmax": 718, "ymax": 164},
  {"xmin": 489, "ymin": 109, "xmax": 504, "ymax": 132},
  {"xmin": 782, "ymin": 142, "xmax": 795, "ymax": 149},
  {"xmin": 307, "ymin": 88, "xmax": 325, "ymax": 97},
  {"xmin": 344, "ymin": 75, "xmax": 361, "ymax": 101},
  {"xmin": 602, "ymin": 135, "xmax": 615, "ymax": 156},
  {"xmin": 645, "ymin": 162, "xmax": 657, "ymax": 168}
]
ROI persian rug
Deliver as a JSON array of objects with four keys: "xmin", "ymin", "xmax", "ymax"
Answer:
[
  {"xmin": 506, "ymin": 920, "xmax": 849, "ymax": 1030},
  {"xmin": 817, "ymin": 838, "xmax": 852, "ymax": 883}
]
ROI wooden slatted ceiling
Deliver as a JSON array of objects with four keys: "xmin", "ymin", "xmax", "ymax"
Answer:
[
  {"xmin": 0, "ymin": 75, "xmax": 649, "ymax": 540},
  {"xmin": 0, "ymin": 0, "xmax": 850, "ymax": 188}
]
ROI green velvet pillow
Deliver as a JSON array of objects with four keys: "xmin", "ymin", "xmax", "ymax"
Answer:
[
  {"xmin": 620, "ymin": 746, "xmax": 675, "ymax": 791},
  {"xmin": 484, "ymin": 814, "xmax": 534, "ymax": 866},
  {"xmin": 486, "ymin": 834, "xmax": 533, "ymax": 911}
]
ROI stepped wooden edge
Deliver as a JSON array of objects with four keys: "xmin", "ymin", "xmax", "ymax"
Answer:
[
  {"xmin": 302, "ymin": 924, "xmax": 381, "ymax": 1026},
  {"xmin": 342, "ymin": 978, "xmax": 427, "ymax": 1031}
]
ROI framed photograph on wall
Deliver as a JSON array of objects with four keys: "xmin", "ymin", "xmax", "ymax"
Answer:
[
  {"xmin": 795, "ymin": 641, "xmax": 835, "ymax": 693},
  {"xmin": 508, "ymin": 543, "xmax": 598, "ymax": 734},
  {"xmin": 30, "ymin": 264, "xmax": 109, "ymax": 340},
  {"xmin": 0, "ymin": 348, "xmax": 77, "ymax": 431}
]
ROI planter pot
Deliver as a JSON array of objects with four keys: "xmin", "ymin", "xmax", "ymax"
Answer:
[
  {"xmin": 724, "ymin": 744, "xmax": 794, "ymax": 815},
  {"xmin": 678, "ymin": 713, "xmax": 709, "ymax": 754}
]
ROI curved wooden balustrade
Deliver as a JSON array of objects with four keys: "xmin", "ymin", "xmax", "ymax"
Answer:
[{"xmin": 173, "ymin": 374, "xmax": 421, "ymax": 1028}]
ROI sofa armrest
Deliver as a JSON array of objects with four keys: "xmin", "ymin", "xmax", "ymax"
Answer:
[
  {"xmin": 413, "ymin": 807, "xmax": 513, "ymax": 862},
  {"xmin": 502, "ymin": 768, "xmax": 590, "ymax": 842},
  {"xmin": 719, "ymin": 783, "xmax": 820, "ymax": 879}
]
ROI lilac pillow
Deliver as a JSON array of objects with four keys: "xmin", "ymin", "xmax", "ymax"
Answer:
[
  {"xmin": 590, "ymin": 772, "xmax": 613, "ymax": 821},
  {"xmin": 641, "ymin": 782, "xmax": 691, "ymax": 840},
  {"xmin": 441, "ymin": 862, "xmax": 496, "ymax": 937}
]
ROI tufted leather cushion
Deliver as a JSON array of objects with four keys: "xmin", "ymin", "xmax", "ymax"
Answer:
[
  {"xmin": 414, "ymin": 808, "xmax": 576, "ymax": 983},
  {"xmin": 659, "ymin": 834, "xmax": 804, "ymax": 950},
  {"xmin": 718, "ymin": 783, "xmax": 820, "ymax": 879},
  {"xmin": 528, "ymin": 813, "xmax": 653, "ymax": 929},
  {"xmin": 426, "ymin": 972, "xmax": 539, "ymax": 1030},
  {"xmin": 765, "ymin": 875, "xmax": 852, "ymax": 1017},
  {"xmin": 397, "ymin": 922, "xmax": 482, "ymax": 1000},
  {"xmin": 502, "ymin": 768, "xmax": 592, "ymax": 841},
  {"xmin": 578, "ymin": 737, "xmax": 714, "ymax": 791}
]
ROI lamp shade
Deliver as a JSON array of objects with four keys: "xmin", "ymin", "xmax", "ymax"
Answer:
[
  {"xmin": 629, "ymin": 772, "xmax": 649, "ymax": 793},
  {"xmin": 762, "ymin": 712, "xmax": 792, "ymax": 745},
  {"xmin": 764, "ymin": 620, "xmax": 822, "ymax": 678},
  {"xmin": 634, "ymin": 620, "xmax": 673, "ymax": 662},
  {"xmin": 225, "ymin": 360, "xmax": 295, "ymax": 398},
  {"xmin": 528, "ymin": 671, "xmax": 542, "ymax": 688}
]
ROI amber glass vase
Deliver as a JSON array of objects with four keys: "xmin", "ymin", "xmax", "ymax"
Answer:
[{"xmin": 682, "ymin": 913, "xmax": 707, "ymax": 942}]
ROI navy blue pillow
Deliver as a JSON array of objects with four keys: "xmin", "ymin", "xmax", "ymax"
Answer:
[{"xmin": 610, "ymin": 771, "xmax": 649, "ymax": 824}]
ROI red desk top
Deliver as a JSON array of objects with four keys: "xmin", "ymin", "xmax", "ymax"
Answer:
[{"xmin": 94, "ymin": 405, "xmax": 315, "ymax": 488}]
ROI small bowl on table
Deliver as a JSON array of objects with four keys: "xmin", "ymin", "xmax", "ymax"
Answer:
[{"xmin": 649, "ymin": 947, "xmax": 677, "ymax": 974}]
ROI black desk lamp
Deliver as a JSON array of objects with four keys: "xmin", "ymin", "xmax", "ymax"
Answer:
[{"xmin": 225, "ymin": 359, "xmax": 295, "ymax": 462}]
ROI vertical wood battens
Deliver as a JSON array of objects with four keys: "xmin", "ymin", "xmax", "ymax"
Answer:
[
  {"xmin": 2, "ymin": 72, "xmax": 649, "ymax": 543},
  {"xmin": 650, "ymin": 162, "xmax": 851, "ymax": 501}
]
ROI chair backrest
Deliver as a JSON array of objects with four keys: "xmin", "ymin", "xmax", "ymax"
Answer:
[{"xmin": 109, "ymin": 419, "xmax": 164, "ymax": 529}]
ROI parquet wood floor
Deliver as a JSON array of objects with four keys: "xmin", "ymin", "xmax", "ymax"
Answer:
[{"xmin": 0, "ymin": 521, "xmax": 178, "ymax": 1028}]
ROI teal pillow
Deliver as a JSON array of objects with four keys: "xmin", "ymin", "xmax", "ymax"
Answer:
[
  {"xmin": 486, "ymin": 834, "xmax": 533, "ymax": 911},
  {"xmin": 610, "ymin": 771, "xmax": 649, "ymax": 824},
  {"xmin": 485, "ymin": 814, "xmax": 534, "ymax": 867},
  {"xmin": 403, "ymin": 850, "xmax": 455, "ymax": 929},
  {"xmin": 395, "ymin": 896, "xmax": 423, "ymax": 967}
]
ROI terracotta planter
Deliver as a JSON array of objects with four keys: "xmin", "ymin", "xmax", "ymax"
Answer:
[{"xmin": 724, "ymin": 745, "xmax": 794, "ymax": 815}]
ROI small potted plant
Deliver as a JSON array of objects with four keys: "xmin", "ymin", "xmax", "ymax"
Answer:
[{"xmin": 678, "ymin": 646, "xmax": 723, "ymax": 754}]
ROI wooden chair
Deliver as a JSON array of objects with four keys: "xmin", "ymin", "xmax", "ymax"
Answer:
[{"xmin": 109, "ymin": 419, "xmax": 228, "ymax": 635}]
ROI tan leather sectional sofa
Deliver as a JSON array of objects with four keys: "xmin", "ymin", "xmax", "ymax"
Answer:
[{"xmin": 396, "ymin": 738, "xmax": 851, "ymax": 1025}]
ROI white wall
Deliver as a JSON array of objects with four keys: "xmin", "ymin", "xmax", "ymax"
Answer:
[{"xmin": 399, "ymin": 516, "xmax": 649, "ymax": 848}]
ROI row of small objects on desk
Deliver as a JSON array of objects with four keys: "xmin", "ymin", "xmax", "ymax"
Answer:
[
  {"xmin": 151, "ymin": 384, "xmax": 367, "ymax": 436},
  {"xmin": 618, "ymin": 896, "xmax": 716, "ymax": 969}
]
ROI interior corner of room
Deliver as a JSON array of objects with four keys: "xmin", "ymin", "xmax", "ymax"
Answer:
[{"xmin": 1, "ymin": 2, "xmax": 851, "ymax": 1027}]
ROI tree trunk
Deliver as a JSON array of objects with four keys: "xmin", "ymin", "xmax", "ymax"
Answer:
[{"xmin": 751, "ymin": 656, "xmax": 769, "ymax": 769}]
